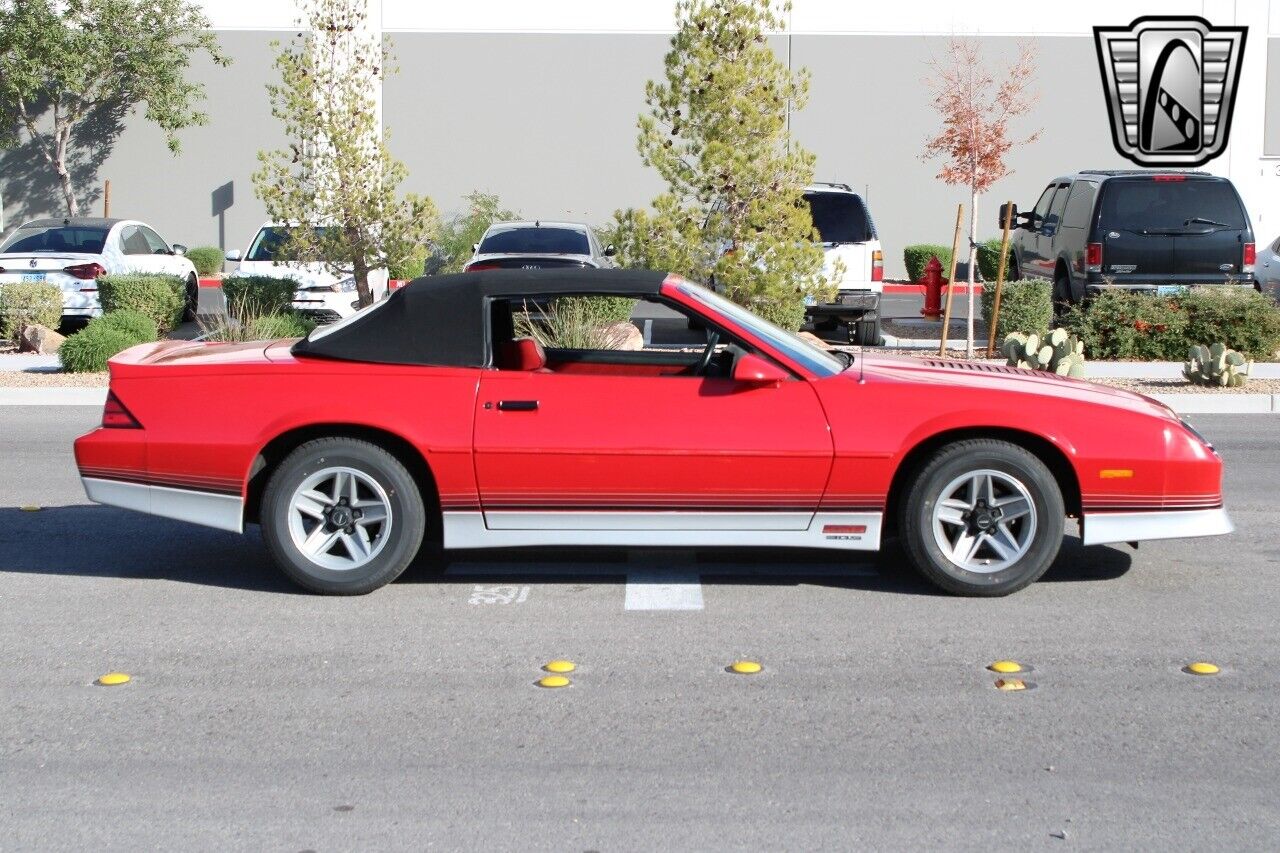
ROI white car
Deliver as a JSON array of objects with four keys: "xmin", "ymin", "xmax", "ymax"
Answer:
[
  {"xmin": 0, "ymin": 217, "xmax": 198, "ymax": 322},
  {"xmin": 225, "ymin": 223, "xmax": 388, "ymax": 322},
  {"xmin": 464, "ymin": 221, "xmax": 616, "ymax": 272}
]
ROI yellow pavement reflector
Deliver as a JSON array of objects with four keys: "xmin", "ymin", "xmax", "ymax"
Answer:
[
  {"xmin": 728, "ymin": 661, "xmax": 762, "ymax": 674},
  {"xmin": 1184, "ymin": 662, "xmax": 1220, "ymax": 676},
  {"xmin": 542, "ymin": 660, "xmax": 576, "ymax": 674},
  {"xmin": 994, "ymin": 678, "xmax": 1027, "ymax": 691},
  {"xmin": 96, "ymin": 672, "xmax": 131, "ymax": 686},
  {"xmin": 536, "ymin": 675, "xmax": 571, "ymax": 688},
  {"xmin": 19, "ymin": 505, "xmax": 41, "ymax": 512},
  {"xmin": 988, "ymin": 660, "xmax": 1024, "ymax": 674}
]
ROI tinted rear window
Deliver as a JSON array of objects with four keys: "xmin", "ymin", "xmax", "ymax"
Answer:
[
  {"xmin": 1097, "ymin": 180, "xmax": 1247, "ymax": 230},
  {"xmin": 246, "ymin": 226, "xmax": 331, "ymax": 261},
  {"xmin": 804, "ymin": 193, "xmax": 871, "ymax": 243},
  {"xmin": 479, "ymin": 227, "xmax": 589, "ymax": 255},
  {"xmin": 0, "ymin": 225, "xmax": 109, "ymax": 254}
]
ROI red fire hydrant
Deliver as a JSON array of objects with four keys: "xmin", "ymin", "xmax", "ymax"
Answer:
[{"xmin": 920, "ymin": 255, "xmax": 948, "ymax": 319}]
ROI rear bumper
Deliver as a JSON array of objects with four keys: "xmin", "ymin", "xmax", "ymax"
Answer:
[
  {"xmin": 1081, "ymin": 507, "xmax": 1233, "ymax": 546},
  {"xmin": 1084, "ymin": 281, "xmax": 1258, "ymax": 294},
  {"xmin": 81, "ymin": 476, "xmax": 244, "ymax": 534}
]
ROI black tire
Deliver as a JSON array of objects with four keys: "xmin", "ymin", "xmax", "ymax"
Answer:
[
  {"xmin": 260, "ymin": 438, "xmax": 426, "ymax": 595},
  {"xmin": 898, "ymin": 439, "xmax": 1064, "ymax": 596},
  {"xmin": 183, "ymin": 273, "xmax": 199, "ymax": 322},
  {"xmin": 1008, "ymin": 257, "xmax": 1022, "ymax": 281},
  {"xmin": 1051, "ymin": 269, "xmax": 1073, "ymax": 323},
  {"xmin": 853, "ymin": 315, "xmax": 881, "ymax": 346}
]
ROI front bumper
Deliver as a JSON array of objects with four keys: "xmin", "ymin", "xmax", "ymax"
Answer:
[{"xmin": 1081, "ymin": 507, "xmax": 1234, "ymax": 546}]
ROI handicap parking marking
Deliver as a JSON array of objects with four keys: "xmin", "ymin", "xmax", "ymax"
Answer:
[{"xmin": 624, "ymin": 573, "xmax": 704, "ymax": 611}]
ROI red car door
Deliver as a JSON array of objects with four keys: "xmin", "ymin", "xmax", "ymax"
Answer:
[{"xmin": 472, "ymin": 370, "xmax": 833, "ymax": 531}]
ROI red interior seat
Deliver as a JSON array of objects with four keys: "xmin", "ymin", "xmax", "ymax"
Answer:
[{"xmin": 496, "ymin": 337, "xmax": 549, "ymax": 372}]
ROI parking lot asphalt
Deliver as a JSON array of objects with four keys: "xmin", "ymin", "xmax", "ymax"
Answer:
[{"xmin": 1, "ymin": 408, "xmax": 1278, "ymax": 850}]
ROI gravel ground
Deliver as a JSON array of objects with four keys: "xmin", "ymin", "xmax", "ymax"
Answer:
[
  {"xmin": 0, "ymin": 371, "xmax": 107, "ymax": 387},
  {"xmin": 1093, "ymin": 377, "xmax": 1280, "ymax": 394}
]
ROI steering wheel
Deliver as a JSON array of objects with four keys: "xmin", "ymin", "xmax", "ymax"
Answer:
[{"xmin": 694, "ymin": 331, "xmax": 721, "ymax": 376}]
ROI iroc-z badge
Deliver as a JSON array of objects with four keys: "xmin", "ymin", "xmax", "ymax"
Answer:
[{"xmin": 1094, "ymin": 16, "xmax": 1246, "ymax": 167}]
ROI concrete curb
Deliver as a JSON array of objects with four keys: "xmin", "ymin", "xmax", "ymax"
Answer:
[{"xmin": 0, "ymin": 388, "xmax": 108, "ymax": 406}]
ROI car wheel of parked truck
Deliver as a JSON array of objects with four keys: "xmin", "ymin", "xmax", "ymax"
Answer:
[
  {"xmin": 899, "ymin": 440, "xmax": 1064, "ymax": 596},
  {"xmin": 261, "ymin": 438, "xmax": 426, "ymax": 594}
]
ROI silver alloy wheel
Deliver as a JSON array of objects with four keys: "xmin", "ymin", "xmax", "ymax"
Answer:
[
  {"xmin": 286, "ymin": 466, "xmax": 393, "ymax": 572},
  {"xmin": 930, "ymin": 469, "xmax": 1037, "ymax": 573}
]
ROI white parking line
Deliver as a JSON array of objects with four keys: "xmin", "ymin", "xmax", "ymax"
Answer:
[{"xmin": 624, "ymin": 573, "xmax": 704, "ymax": 611}]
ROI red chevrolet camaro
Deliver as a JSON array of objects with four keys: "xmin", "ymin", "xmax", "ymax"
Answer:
[{"xmin": 74, "ymin": 269, "xmax": 1232, "ymax": 596}]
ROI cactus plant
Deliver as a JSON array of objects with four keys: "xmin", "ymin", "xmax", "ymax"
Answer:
[
  {"xmin": 1002, "ymin": 328, "xmax": 1086, "ymax": 378},
  {"xmin": 1183, "ymin": 342, "xmax": 1251, "ymax": 387}
]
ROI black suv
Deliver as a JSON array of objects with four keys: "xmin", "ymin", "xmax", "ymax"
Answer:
[{"xmin": 1001, "ymin": 170, "xmax": 1256, "ymax": 307}]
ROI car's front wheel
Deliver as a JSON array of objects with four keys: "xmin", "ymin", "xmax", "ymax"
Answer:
[
  {"xmin": 261, "ymin": 438, "xmax": 426, "ymax": 594},
  {"xmin": 183, "ymin": 273, "xmax": 199, "ymax": 322},
  {"xmin": 899, "ymin": 439, "xmax": 1063, "ymax": 596}
]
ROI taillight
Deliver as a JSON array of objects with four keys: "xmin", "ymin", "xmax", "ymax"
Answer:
[
  {"xmin": 1085, "ymin": 242, "xmax": 1103, "ymax": 273},
  {"xmin": 101, "ymin": 391, "xmax": 142, "ymax": 429},
  {"xmin": 64, "ymin": 262, "xmax": 106, "ymax": 280},
  {"xmin": 465, "ymin": 263, "xmax": 499, "ymax": 272},
  {"xmin": 871, "ymin": 249, "xmax": 884, "ymax": 282},
  {"xmin": 1243, "ymin": 242, "xmax": 1256, "ymax": 272}
]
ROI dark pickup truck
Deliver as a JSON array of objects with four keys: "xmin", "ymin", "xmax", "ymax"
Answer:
[{"xmin": 1001, "ymin": 170, "xmax": 1257, "ymax": 309}]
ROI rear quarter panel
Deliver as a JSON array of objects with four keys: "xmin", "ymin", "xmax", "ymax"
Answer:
[{"xmin": 103, "ymin": 359, "xmax": 483, "ymax": 508}]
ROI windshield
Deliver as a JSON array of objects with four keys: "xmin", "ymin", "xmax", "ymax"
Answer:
[
  {"xmin": 478, "ymin": 227, "xmax": 590, "ymax": 256},
  {"xmin": 1098, "ymin": 180, "xmax": 1247, "ymax": 230},
  {"xmin": 804, "ymin": 192, "xmax": 871, "ymax": 243},
  {"xmin": 677, "ymin": 281, "xmax": 845, "ymax": 377},
  {"xmin": 1, "ymin": 225, "xmax": 109, "ymax": 254},
  {"xmin": 246, "ymin": 226, "xmax": 331, "ymax": 262}
]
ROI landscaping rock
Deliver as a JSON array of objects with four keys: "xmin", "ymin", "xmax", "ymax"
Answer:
[
  {"xmin": 18, "ymin": 324, "xmax": 66, "ymax": 355},
  {"xmin": 601, "ymin": 321, "xmax": 644, "ymax": 351}
]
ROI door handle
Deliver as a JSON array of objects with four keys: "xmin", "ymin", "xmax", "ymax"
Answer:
[{"xmin": 497, "ymin": 400, "xmax": 538, "ymax": 411}]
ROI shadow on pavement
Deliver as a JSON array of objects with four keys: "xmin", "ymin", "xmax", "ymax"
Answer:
[{"xmin": 0, "ymin": 505, "xmax": 1130, "ymax": 596}]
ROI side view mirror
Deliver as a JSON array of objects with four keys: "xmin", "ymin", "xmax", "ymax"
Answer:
[
  {"xmin": 732, "ymin": 353, "xmax": 788, "ymax": 385},
  {"xmin": 997, "ymin": 203, "xmax": 1018, "ymax": 230},
  {"xmin": 171, "ymin": 243, "xmax": 188, "ymax": 256},
  {"xmin": 471, "ymin": 242, "xmax": 480, "ymax": 253},
  {"xmin": 603, "ymin": 244, "xmax": 617, "ymax": 257},
  {"xmin": 225, "ymin": 249, "xmax": 242, "ymax": 262}
]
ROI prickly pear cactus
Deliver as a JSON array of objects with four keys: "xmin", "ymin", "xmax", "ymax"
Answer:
[
  {"xmin": 1183, "ymin": 343, "xmax": 1250, "ymax": 387},
  {"xmin": 1003, "ymin": 328, "xmax": 1087, "ymax": 378}
]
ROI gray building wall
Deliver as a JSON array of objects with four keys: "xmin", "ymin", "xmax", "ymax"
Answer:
[{"xmin": 0, "ymin": 30, "xmax": 1171, "ymax": 278}]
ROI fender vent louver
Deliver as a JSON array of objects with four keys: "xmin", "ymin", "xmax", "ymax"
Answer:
[{"xmin": 920, "ymin": 360, "xmax": 1028, "ymax": 375}]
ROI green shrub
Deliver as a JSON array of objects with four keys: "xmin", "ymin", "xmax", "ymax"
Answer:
[
  {"xmin": 1177, "ymin": 289, "xmax": 1280, "ymax": 360},
  {"xmin": 184, "ymin": 246, "xmax": 225, "ymax": 277},
  {"xmin": 981, "ymin": 278, "xmax": 1053, "ymax": 341},
  {"xmin": 903, "ymin": 244, "xmax": 953, "ymax": 282},
  {"xmin": 0, "ymin": 281, "xmax": 63, "ymax": 340},
  {"xmin": 97, "ymin": 274, "xmax": 185, "ymax": 334},
  {"xmin": 245, "ymin": 311, "xmax": 316, "ymax": 340},
  {"xmin": 1062, "ymin": 291, "xmax": 1187, "ymax": 360},
  {"xmin": 59, "ymin": 323, "xmax": 141, "ymax": 372},
  {"xmin": 388, "ymin": 244, "xmax": 429, "ymax": 281},
  {"xmin": 221, "ymin": 275, "xmax": 297, "ymax": 315},
  {"xmin": 97, "ymin": 309, "xmax": 159, "ymax": 343},
  {"xmin": 976, "ymin": 238, "xmax": 1012, "ymax": 281}
]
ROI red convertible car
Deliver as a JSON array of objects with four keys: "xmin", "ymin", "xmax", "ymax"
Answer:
[{"xmin": 74, "ymin": 269, "xmax": 1231, "ymax": 596}]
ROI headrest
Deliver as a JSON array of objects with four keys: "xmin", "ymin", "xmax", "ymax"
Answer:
[{"xmin": 496, "ymin": 337, "xmax": 547, "ymax": 371}]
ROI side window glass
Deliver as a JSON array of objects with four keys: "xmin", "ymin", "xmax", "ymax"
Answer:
[
  {"xmin": 1044, "ymin": 183, "xmax": 1071, "ymax": 231},
  {"xmin": 140, "ymin": 227, "xmax": 170, "ymax": 254},
  {"xmin": 1062, "ymin": 181, "xmax": 1098, "ymax": 229},
  {"xmin": 1031, "ymin": 185, "xmax": 1056, "ymax": 225},
  {"xmin": 120, "ymin": 226, "xmax": 150, "ymax": 256}
]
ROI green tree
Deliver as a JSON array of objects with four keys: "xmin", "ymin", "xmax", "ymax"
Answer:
[
  {"xmin": 611, "ymin": 0, "xmax": 832, "ymax": 330},
  {"xmin": 433, "ymin": 191, "xmax": 521, "ymax": 275},
  {"xmin": 252, "ymin": 0, "xmax": 437, "ymax": 308},
  {"xmin": 0, "ymin": 0, "xmax": 228, "ymax": 216}
]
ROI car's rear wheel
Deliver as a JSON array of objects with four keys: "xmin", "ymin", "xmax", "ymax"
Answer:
[
  {"xmin": 852, "ymin": 315, "xmax": 881, "ymax": 346},
  {"xmin": 899, "ymin": 439, "xmax": 1063, "ymax": 596},
  {"xmin": 261, "ymin": 438, "xmax": 425, "ymax": 594},
  {"xmin": 183, "ymin": 273, "xmax": 199, "ymax": 322},
  {"xmin": 1052, "ymin": 269, "xmax": 1073, "ymax": 323}
]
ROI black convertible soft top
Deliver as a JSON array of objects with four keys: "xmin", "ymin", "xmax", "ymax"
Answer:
[{"xmin": 291, "ymin": 268, "xmax": 668, "ymax": 367}]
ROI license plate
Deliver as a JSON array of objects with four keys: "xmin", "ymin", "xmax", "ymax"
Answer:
[
  {"xmin": 21, "ymin": 273, "xmax": 45, "ymax": 283},
  {"xmin": 1156, "ymin": 285, "xmax": 1186, "ymax": 296}
]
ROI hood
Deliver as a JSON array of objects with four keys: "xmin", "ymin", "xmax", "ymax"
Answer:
[
  {"xmin": 857, "ymin": 353, "xmax": 1177, "ymax": 419},
  {"xmin": 231, "ymin": 261, "xmax": 341, "ymax": 291}
]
